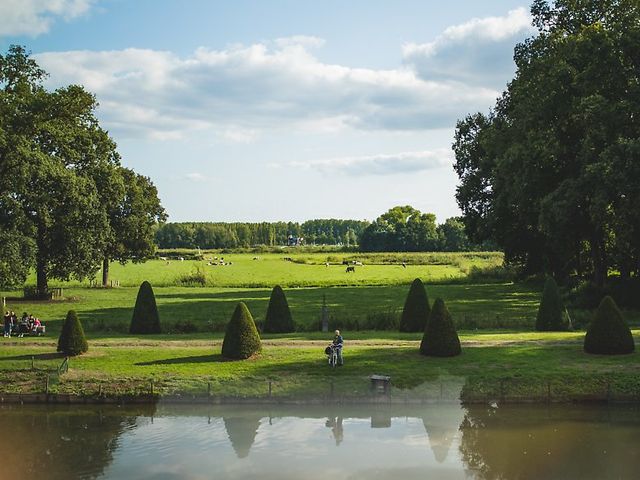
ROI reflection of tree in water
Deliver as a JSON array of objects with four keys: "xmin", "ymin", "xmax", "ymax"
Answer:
[
  {"xmin": 459, "ymin": 405, "xmax": 640, "ymax": 479},
  {"xmin": 325, "ymin": 417, "xmax": 344, "ymax": 445},
  {"xmin": 421, "ymin": 403, "xmax": 465, "ymax": 464},
  {"xmin": 0, "ymin": 404, "xmax": 155, "ymax": 480},
  {"xmin": 223, "ymin": 415, "xmax": 261, "ymax": 458}
]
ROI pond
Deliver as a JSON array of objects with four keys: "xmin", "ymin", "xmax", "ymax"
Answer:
[{"xmin": 2, "ymin": 402, "xmax": 640, "ymax": 479}]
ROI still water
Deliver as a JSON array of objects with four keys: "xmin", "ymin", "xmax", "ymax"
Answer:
[{"xmin": 1, "ymin": 402, "xmax": 640, "ymax": 480}]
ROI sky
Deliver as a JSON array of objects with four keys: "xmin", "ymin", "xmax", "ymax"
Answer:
[{"xmin": 0, "ymin": 0, "xmax": 535, "ymax": 223}]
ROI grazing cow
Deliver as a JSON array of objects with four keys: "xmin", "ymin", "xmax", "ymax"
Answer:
[
  {"xmin": 342, "ymin": 260, "xmax": 350, "ymax": 265},
  {"xmin": 346, "ymin": 266, "xmax": 355, "ymax": 273},
  {"xmin": 325, "ymin": 262, "xmax": 329, "ymax": 267},
  {"xmin": 158, "ymin": 256, "xmax": 168, "ymax": 261},
  {"xmin": 402, "ymin": 262, "xmax": 406, "ymax": 268},
  {"xmin": 355, "ymin": 261, "xmax": 363, "ymax": 266},
  {"xmin": 179, "ymin": 257, "xmax": 184, "ymax": 261}
]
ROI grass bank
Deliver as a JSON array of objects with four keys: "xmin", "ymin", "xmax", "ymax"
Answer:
[{"xmin": 1, "ymin": 331, "xmax": 639, "ymax": 403}]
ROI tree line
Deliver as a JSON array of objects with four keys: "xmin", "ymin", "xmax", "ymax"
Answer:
[
  {"xmin": 155, "ymin": 219, "xmax": 369, "ymax": 249},
  {"xmin": 0, "ymin": 46, "xmax": 166, "ymax": 294},
  {"xmin": 453, "ymin": 0, "xmax": 640, "ymax": 287},
  {"xmin": 155, "ymin": 207, "xmax": 479, "ymax": 252}
]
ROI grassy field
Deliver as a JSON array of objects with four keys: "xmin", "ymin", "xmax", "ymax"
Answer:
[
  {"xmin": 1, "ymin": 332, "xmax": 639, "ymax": 401},
  {"xmin": 20, "ymin": 252, "xmax": 505, "ymax": 288},
  {"xmin": 3, "ymin": 250, "xmax": 639, "ymax": 402},
  {"xmin": 1, "ymin": 283, "xmax": 542, "ymax": 335}
]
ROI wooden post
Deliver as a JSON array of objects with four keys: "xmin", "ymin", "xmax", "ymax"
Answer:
[
  {"xmin": 207, "ymin": 382, "xmax": 211, "ymax": 397},
  {"xmin": 321, "ymin": 294, "xmax": 329, "ymax": 333},
  {"xmin": 99, "ymin": 384, "xmax": 102, "ymax": 396},
  {"xmin": 268, "ymin": 381, "xmax": 272, "ymax": 397},
  {"xmin": 31, "ymin": 356, "xmax": 34, "ymax": 370},
  {"xmin": 45, "ymin": 375, "xmax": 49, "ymax": 395},
  {"xmin": 150, "ymin": 379, "xmax": 154, "ymax": 396}
]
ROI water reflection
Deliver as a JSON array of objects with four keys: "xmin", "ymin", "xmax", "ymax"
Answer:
[{"xmin": 1, "ymin": 403, "xmax": 640, "ymax": 479}]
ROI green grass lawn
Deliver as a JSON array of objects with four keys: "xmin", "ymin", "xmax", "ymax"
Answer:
[
  {"xmin": 1, "ymin": 332, "xmax": 639, "ymax": 401},
  {"xmin": 1, "ymin": 282, "xmax": 541, "ymax": 335},
  {"xmin": 19, "ymin": 252, "xmax": 504, "ymax": 288}
]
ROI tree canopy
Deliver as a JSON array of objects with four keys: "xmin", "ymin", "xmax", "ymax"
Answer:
[
  {"xmin": 0, "ymin": 45, "xmax": 165, "ymax": 292},
  {"xmin": 453, "ymin": 1, "xmax": 640, "ymax": 285}
]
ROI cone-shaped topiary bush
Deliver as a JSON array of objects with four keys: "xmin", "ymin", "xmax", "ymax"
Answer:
[
  {"xmin": 222, "ymin": 302, "xmax": 262, "ymax": 359},
  {"xmin": 535, "ymin": 276, "xmax": 565, "ymax": 331},
  {"xmin": 130, "ymin": 281, "xmax": 161, "ymax": 334},
  {"xmin": 420, "ymin": 298, "xmax": 461, "ymax": 357},
  {"xmin": 57, "ymin": 310, "xmax": 88, "ymax": 356},
  {"xmin": 584, "ymin": 296, "xmax": 635, "ymax": 355},
  {"xmin": 399, "ymin": 278, "xmax": 431, "ymax": 332},
  {"xmin": 263, "ymin": 285, "xmax": 295, "ymax": 333}
]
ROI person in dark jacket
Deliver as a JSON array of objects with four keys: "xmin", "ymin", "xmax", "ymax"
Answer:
[{"xmin": 332, "ymin": 329, "xmax": 344, "ymax": 366}]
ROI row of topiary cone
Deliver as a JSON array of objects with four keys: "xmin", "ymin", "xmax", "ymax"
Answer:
[{"xmin": 536, "ymin": 276, "xmax": 635, "ymax": 355}]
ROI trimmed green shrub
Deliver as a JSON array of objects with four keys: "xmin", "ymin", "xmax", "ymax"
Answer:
[
  {"xmin": 399, "ymin": 278, "xmax": 431, "ymax": 332},
  {"xmin": 535, "ymin": 276, "xmax": 565, "ymax": 331},
  {"xmin": 584, "ymin": 296, "xmax": 635, "ymax": 355},
  {"xmin": 57, "ymin": 310, "xmax": 88, "ymax": 356},
  {"xmin": 263, "ymin": 285, "xmax": 295, "ymax": 333},
  {"xmin": 129, "ymin": 281, "xmax": 161, "ymax": 334},
  {"xmin": 420, "ymin": 298, "xmax": 461, "ymax": 357},
  {"xmin": 222, "ymin": 302, "xmax": 262, "ymax": 359}
]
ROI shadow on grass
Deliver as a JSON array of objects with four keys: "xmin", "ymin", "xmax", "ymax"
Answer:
[
  {"xmin": 0, "ymin": 352, "xmax": 64, "ymax": 361},
  {"xmin": 135, "ymin": 354, "xmax": 230, "ymax": 366}
]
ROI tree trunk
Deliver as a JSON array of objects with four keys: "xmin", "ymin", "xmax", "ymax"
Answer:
[
  {"xmin": 36, "ymin": 259, "xmax": 48, "ymax": 298},
  {"xmin": 102, "ymin": 257, "xmax": 110, "ymax": 287},
  {"xmin": 590, "ymin": 233, "xmax": 607, "ymax": 288}
]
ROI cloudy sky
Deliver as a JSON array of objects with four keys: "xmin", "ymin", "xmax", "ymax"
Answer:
[{"xmin": 0, "ymin": 0, "xmax": 535, "ymax": 223}]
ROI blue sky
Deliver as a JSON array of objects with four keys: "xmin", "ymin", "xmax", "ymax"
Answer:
[{"xmin": 0, "ymin": 0, "xmax": 533, "ymax": 223}]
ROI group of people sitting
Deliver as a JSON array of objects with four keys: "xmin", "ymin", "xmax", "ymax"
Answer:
[{"xmin": 3, "ymin": 311, "xmax": 45, "ymax": 337}]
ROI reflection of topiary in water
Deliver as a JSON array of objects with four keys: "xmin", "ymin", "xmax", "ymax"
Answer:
[
  {"xmin": 584, "ymin": 296, "xmax": 635, "ymax": 355},
  {"xmin": 400, "ymin": 278, "xmax": 430, "ymax": 332},
  {"xmin": 535, "ymin": 276, "xmax": 565, "ymax": 331},
  {"xmin": 129, "ymin": 281, "xmax": 161, "ymax": 334},
  {"xmin": 420, "ymin": 298, "xmax": 461, "ymax": 357},
  {"xmin": 222, "ymin": 302, "xmax": 262, "ymax": 359},
  {"xmin": 57, "ymin": 310, "xmax": 88, "ymax": 356},
  {"xmin": 263, "ymin": 285, "xmax": 295, "ymax": 333}
]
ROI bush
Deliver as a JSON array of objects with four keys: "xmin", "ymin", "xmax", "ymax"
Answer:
[
  {"xmin": 178, "ymin": 266, "xmax": 207, "ymax": 286},
  {"xmin": 420, "ymin": 298, "xmax": 461, "ymax": 357},
  {"xmin": 399, "ymin": 278, "xmax": 430, "ymax": 332},
  {"xmin": 129, "ymin": 281, "xmax": 161, "ymax": 334},
  {"xmin": 222, "ymin": 302, "xmax": 262, "ymax": 359},
  {"xmin": 535, "ymin": 276, "xmax": 566, "ymax": 331},
  {"xmin": 584, "ymin": 296, "xmax": 635, "ymax": 355},
  {"xmin": 57, "ymin": 310, "xmax": 88, "ymax": 356},
  {"xmin": 263, "ymin": 285, "xmax": 295, "ymax": 333}
]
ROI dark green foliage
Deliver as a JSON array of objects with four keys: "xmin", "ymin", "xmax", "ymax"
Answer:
[
  {"xmin": 420, "ymin": 298, "xmax": 461, "ymax": 357},
  {"xmin": 57, "ymin": 310, "xmax": 88, "ymax": 356},
  {"xmin": 400, "ymin": 278, "xmax": 430, "ymax": 332},
  {"xmin": 535, "ymin": 276, "xmax": 565, "ymax": 331},
  {"xmin": 222, "ymin": 302, "xmax": 262, "ymax": 359},
  {"xmin": 129, "ymin": 281, "xmax": 161, "ymax": 334},
  {"xmin": 263, "ymin": 285, "xmax": 295, "ymax": 333},
  {"xmin": 584, "ymin": 296, "xmax": 635, "ymax": 355}
]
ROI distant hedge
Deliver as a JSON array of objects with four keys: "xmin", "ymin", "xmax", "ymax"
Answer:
[
  {"xmin": 263, "ymin": 285, "xmax": 295, "ymax": 333},
  {"xmin": 399, "ymin": 278, "xmax": 430, "ymax": 332},
  {"xmin": 130, "ymin": 281, "xmax": 161, "ymax": 334},
  {"xmin": 57, "ymin": 310, "xmax": 88, "ymax": 356},
  {"xmin": 420, "ymin": 298, "xmax": 461, "ymax": 357},
  {"xmin": 222, "ymin": 302, "xmax": 262, "ymax": 359},
  {"xmin": 584, "ymin": 296, "xmax": 635, "ymax": 355},
  {"xmin": 536, "ymin": 276, "xmax": 565, "ymax": 331}
]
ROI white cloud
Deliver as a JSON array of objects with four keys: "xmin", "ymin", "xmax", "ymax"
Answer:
[
  {"xmin": 403, "ymin": 7, "xmax": 534, "ymax": 88},
  {"xmin": 35, "ymin": 38, "xmax": 499, "ymax": 140},
  {"xmin": 0, "ymin": 0, "xmax": 94, "ymax": 37},
  {"xmin": 183, "ymin": 172, "xmax": 208, "ymax": 182},
  {"xmin": 282, "ymin": 149, "xmax": 453, "ymax": 176}
]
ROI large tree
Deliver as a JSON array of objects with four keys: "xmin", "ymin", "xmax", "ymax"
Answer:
[
  {"xmin": 360, "ymin": 205, "xmax": 440, "ymax": 252},
  {"xmin": 453, "ymin": 1, "xmax": 640, "ymax": 286},
  {"xmin": 100, "ymin": 167, "xmax": 166, "ymax": 287},
  {"xmin": 1, "ymin": 46, "xmax": 164, "ymax": 294}
]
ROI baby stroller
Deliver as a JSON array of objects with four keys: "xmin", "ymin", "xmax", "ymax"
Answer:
[{"xmin": 325, "ymin": 344, "xmax": 341, "ymax": 368}]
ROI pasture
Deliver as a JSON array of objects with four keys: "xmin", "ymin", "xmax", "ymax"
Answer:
[{"xmin": 21, "ymin": 251, "xmax": 505, "ymax": 288}]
